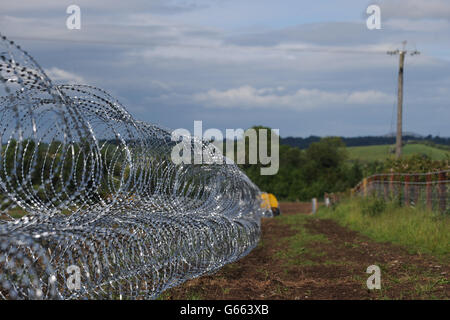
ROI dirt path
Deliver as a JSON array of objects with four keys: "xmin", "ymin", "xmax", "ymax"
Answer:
[{"xmin": 163, "ymin": 204, "xmax": 449, "ymax": 300}]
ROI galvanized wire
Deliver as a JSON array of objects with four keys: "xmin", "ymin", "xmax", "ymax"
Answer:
[
  {"xmin": 0, "ymin": 34, "xmax": 270, "ymax": 299},
  {"xmin": 353, "ymin": 172, "xmax": 449, "ymax": 213}
]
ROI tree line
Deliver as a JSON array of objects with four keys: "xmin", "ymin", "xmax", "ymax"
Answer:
[
  {"xmin": 281, "ymin": 134, "xmax": 450, "ymax": 149},
  {"xmin": 237, "ymin": 128, "xmax": 363, "ymax": 201}
]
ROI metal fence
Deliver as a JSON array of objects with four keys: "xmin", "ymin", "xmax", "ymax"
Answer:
[{"xmin": 351, "ymin": 170, "xmax": 449, "ymax": 213}]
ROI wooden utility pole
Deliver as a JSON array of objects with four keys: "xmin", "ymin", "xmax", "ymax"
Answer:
[
  {"xmin": 387, "ymin": 41, "xmax": 420, "ymax": 159},
  {"xmin": 396, "ymin": 51, "xmax": 405, "ymax": 159}
]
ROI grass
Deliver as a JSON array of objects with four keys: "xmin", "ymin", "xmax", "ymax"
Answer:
[
  {"xmin": 1, "ymin": 207, "xmax": 27, "ymax": 219},
  {"xmin": 275, "ymin": 213, "xmax": 329, "ymax": 266},
  {"xmin": 317, "ymin": 197, "xmax": 450, "ymax": 263},
  {"xmin": 1, "ymin": 207, "xmax": 77, "ymax": 220},
  {"xmin": 160, "ymin": 206, "xmax": 448, "ymax": 300},
  {"xmin": 347, "ymin": 143, "xmax": 450, "ymax": 162}
]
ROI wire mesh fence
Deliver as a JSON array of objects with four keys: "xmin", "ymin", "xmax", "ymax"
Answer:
[
  {"xmin": 0, "ymin": 34, "xmax": 270, "ymax": 299},
  {"xmin": 351, "ymin": 170, "xmax": 449, "ymax": 214}
]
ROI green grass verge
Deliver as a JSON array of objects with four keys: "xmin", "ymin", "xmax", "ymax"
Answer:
[
  {"xmin": 275, "ymin": 214, "xmax": 329, "ymax": 266},
  {"xmin": 347, "ymin": 143, "xmax": 450, "ymax": 162},
  {"xmin": 317, "ymin": 197, "xmax": 450, "ymax": 263}
]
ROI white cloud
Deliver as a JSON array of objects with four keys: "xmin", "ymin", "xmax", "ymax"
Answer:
[
  {"xmin": 379, "ymin": 0, "xmax": 450, "ymax": 21},
  {"xmin": 44, "ymin": 67, "xmax": 85, "ymax": 84},
  {"xmin": 385, "ymin": 18, "xmax": 450, "ymax": 32},
  {"xmin": 1, "ymin": 0, "xmax": 208, "ymax": 15},
  {"xmin": 193, "ymin": 86, "xmax": 393, "ymax": 110}
]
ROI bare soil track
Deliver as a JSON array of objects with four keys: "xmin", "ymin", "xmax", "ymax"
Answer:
[{"xmin": 164, "ymin": 202, "xmax": 449, "ymax": 300}]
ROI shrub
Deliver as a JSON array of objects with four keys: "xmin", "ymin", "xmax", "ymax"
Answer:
[{"xmin": 360, "ymin": 196, "xmax": 386, "ymax": 217}]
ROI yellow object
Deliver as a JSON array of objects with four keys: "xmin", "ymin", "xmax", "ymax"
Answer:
[{"xmin": 260, "ymin": 193, "xmax": 278, "ymax": 209}]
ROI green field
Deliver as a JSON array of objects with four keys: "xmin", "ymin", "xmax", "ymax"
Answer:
[{"xmin": 347, "ymin": 143, "xmax": 450, "ymax": 162}]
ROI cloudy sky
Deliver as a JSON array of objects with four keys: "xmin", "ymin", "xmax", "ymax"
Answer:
[{"xmin": 1, "ymin": 0, "xmax": 449, "ymax": 137}]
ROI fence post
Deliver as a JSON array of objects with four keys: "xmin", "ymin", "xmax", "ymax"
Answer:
[
  {"xmin": 404, "ymin": 175, "xmax": 410, "ymax": 206},
  {"xmin": 312, "ymin": 198, "xmax": 317, "ymax": 214},
  {"xmin": 426, "ymin": 173, "xmax": 432, "ymax": 211},
  {"xmin": 390, "ymin": 172, "xmax": 394, "ymax": 200},
  {"xmin": 324, "ymin": 193, "xmax": 330, "ymax": 208},
  {"xmin": 413, "ymin": 175, "xmax": 420, "ymax": 206},
  {"xmin": 383, "ymin": 175, "xmax": 389, "ymax": 201},
  {"xmin": 439, "ymin": 171, "xmax": 447, "ymax": 213},
  {"xmin": 363, "ymin": 178, "xmax": 368, "ymax": 197}
]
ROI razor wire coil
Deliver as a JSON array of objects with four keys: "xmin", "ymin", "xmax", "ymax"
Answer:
[{"xmin": 0, "ymin": 34, "xmax": 270, "ymax": 299}]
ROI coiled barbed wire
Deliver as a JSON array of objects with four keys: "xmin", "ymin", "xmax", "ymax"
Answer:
[{"xmin": 0, "ymin": 34, "xmax": 271, "ymax": 299}]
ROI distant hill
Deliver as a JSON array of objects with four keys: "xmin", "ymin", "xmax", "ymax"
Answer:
[
  {"xmin": 281, "ymin": 135, "xmax": 450, "ymax": 149},
  {"xmin": 382, "ymin": 132, "xmax": 424, "ymax": 138},
  {"xmin": 347, "ymin": 143, "xmax": 450, "ymax": 162}
]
